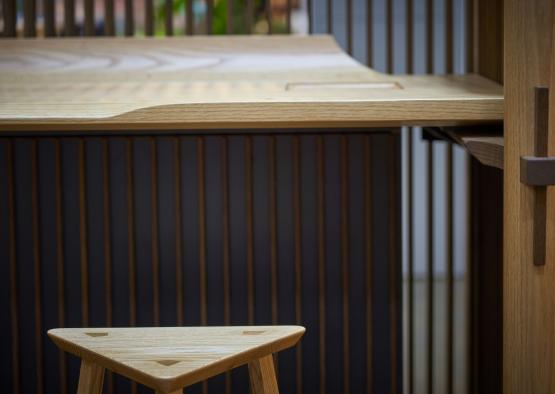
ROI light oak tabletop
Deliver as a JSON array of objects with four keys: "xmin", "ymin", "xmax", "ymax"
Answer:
[
  {"xmin": 0, "ymin": 35, "xmax": 503, "ymax": 131},
  {"xmin": 48, "ymin": 326, "xmax": 305, "ymax": 393}
]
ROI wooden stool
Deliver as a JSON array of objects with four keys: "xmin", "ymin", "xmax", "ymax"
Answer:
[{"xmin": 48, "ymin": 326, "xmax": 304, "ymax": 394}]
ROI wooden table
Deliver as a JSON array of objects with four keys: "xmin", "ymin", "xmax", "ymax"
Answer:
[{"xmin": 0, "ymin": 35, "xmax": 504, "ymax": 394}]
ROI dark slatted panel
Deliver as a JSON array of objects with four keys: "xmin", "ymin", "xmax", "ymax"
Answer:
[
  {"xmin": 23, "ymin": 0, "xmax": 36, "ymax": 36},
  {"xmin": 206, "ymin": 0, "xmax": 213, "ymax": 34},
  {"xmin": 386, "ymin": 0, "xmax": 393, "ymax": 73},
  {"xmin": 54, "ymin": 141, "xmax": 67, "ymax": 394},
  {"xmin": 346, "ymin": 0, "xmax": 352, "ymax": 54},
  {"xmin": 44, "ymin": 0, "xmax": 56, "ymax": 36},
  {"xmin": 363, "ymin": 135, "xmax": 373, "ymax": 394},
  {"xmin": 292, "ymin": 136, "xmax": 303, "ymax": 394},
  {"xmin": 407, "ymin": 129, "xmax": 414, "ymax": 394},
  {"xmin": 426, "ymin": 0, "xmax": 434, "ymax": 73},
  {"xmin": 227, "ymin": 0, "xmax": 234, "ymax": 34},
  {"xmin": 245, "ymin": 0, "xmax": 253, "ymax": 34},
  {"xmin": 427, "ymin": 140, "xmax": 434, "ymax": 394},
  {"xmin": 166, "ymin": 0, "xmax": 174, "ymax": 35},
  {"xmin": 186, "ymin": 0, "xmax": 193, "ymax": 35},
  {"xmin": 64, "ymin": 0, "xmax": 75, "ymax": 36},
  {"xmin": 84, "ymin": 0, "xmax": 95, "ymax": 36},
  {"xmin": 105, "ymin": 0, "xmax": 115, "ymax": 36},
  {"xmin": 124, "ymin": 0, "xmax": 134, "ymax": 36},
  {"xmin": 0, "ymin": 133, "xmax": 401, "ymax": 394},
  {"xmin": 316, "ymin": 135, "xmax": 327, "ymax": 394},
  {"xmin": 145, "ymin": 0, "xmax": 154, "ymax": 36},
  {"xmin": 2, "ymin": 0, "xmax": 17, "ymax": 37},
  {"xmin": 266, "ymin": 0, "xmax": 273, "ymax": 34},
  {"xmin": 221, "ymin": 137, "xmax": 232, "ymax": 394},
  {"xmin": 367, "ymin": 0, "xmax": 373, "ymax": 66},
  {"xmin": 286, "ymin": 0, "xmax": 291, "ymax": 33}
]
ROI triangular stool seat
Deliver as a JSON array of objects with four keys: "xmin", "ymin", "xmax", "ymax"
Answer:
[{"xmin": 49, "ymin": 326, "xmax": 304, "ymax": 394}]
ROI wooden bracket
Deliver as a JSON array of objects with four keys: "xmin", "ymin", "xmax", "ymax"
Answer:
[{"xmin": 520, "ymin": 86, "xmax": 550, "ymax": 266}]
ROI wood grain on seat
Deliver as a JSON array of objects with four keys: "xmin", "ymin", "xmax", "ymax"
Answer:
[{"xmin": 48, "ymin": 326, "xmax": 304, "ymax": 393}]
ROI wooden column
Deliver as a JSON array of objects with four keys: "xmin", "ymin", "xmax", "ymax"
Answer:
[{"xmin": 504, "ymin": 0, "xmax": 555, "ymax": 392}]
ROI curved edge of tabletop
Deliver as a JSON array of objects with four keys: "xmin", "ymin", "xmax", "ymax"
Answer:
[
  {"xmin": 0, "ymin": 35, "xmax": 503, "ymax": 131},
  {"xmin": 47, "ymin": 326, "xmax": 305, "ymax": 393}
]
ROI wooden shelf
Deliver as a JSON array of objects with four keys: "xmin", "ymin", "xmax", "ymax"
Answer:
[
  {"xmin": 0, "ymin": 36, "xmax": 503, "ymax": 131},
  {"xmin": 462, "ymin": 136, "xmax": 504, "ymax": 169}
]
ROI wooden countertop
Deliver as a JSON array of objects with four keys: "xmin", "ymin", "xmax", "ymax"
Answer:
[{"xmin": 0, "ymin": 35, "xmax": 503, "ymax": 131}]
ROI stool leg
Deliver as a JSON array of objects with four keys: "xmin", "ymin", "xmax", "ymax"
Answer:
[
  {"xmin": 248, "ymin": 354, "xmax": 279, "ymax": 394},
  {"xmin": 77, "ymin": 359, "xmax": 105, "ymax": 394}
]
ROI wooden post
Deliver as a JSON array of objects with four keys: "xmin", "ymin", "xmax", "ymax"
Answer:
[
  {"xmin": 248, "ymin": 354, "xmax": 279, "ymax": 394},
  {"xmin": 504, "ymin": 0, "xmax": 555, "ymax": 392},
  {"xmin": 77, "ymin": 359, "xmax": 105, "ymax": 394}
]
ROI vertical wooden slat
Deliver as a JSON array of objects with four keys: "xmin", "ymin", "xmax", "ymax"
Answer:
[
  {"xmin": 105, "ymin": 0, "xmax": 115, "ymax": 36},
  {"xmin": 197, "ymin": 137, "xmax": 208, "ymax": 394},
  {"xmin": 426, "ymin": 0, "xmax": 434, "ymax": 73},
  {"xmin": 44, "ymin": 0, "xmax": 56, "ymax": 37},
  {"xmin": 145, "ymin": 0, "xmax": 154, "ymax": 36},
  {"xmin": 31, "ymin": 140, "xmax": 43, "ymax": 394},
  {"xmin": 102, "ymin": 142, "xmax": 112, "ymax": 324},
  {"xmin": 466, "ymin": 0, "xmax": 475, "ymax": 73},
  {"xmin": 78, "ymin": 139, "xmax": 89, "ymax": 327},
  {"xmin": 84, "ymin": 0, "xmax": 95, "ymax": 36},
  {"xmin": 221, "ymin": 136, "xmax": 232, "ymax": 394},
  {"xmin": 3, "ymin": 0, "xmax": 17, "ymax": 37},
  {"xmin": 126, "ymin": 139, "xmax": 136, "ymax": 327},
  {"xmin": 186, "ymin": 0, "xmax": 193, "ymax": 35},
  {"xmin": 446, "ymin": 143, "xmax": 454, "ymax": 394},
  {"xmin": 125, "ymin": 138, "xmax": 137, "ymax": 394},
  {"xmin": 227, "ymin": 0, "xmax": 233, "ymax": 34},
  {"xmin": 445, "ymin": 0, "xmax": 454, "ymax": 73},
  {"xmin": 6, "ymin": 140, "xmax": 20, "ymax": 394},
  {"xmin": 206, "ymin": 0, "xmax": 213, "ymax": 34},
  {"xmin": 406, "ymin": 0, "xmax": 413, "ymax": 74},
  {"xmin": 367, "ymin": 0, "xmax": 373, "ymax": 66},
  {"xmin": 427, "ymin": 140, "xmax": 434, "ymax": 394},
  {"xmin": 174, "ymin": 138, "xmax": 183, "ymax": 326},
  {"xmin": 23, "ymin": 0, "xmax": 36, "ymax": 37},
  {"xmin": 245, "ymin": 0, "xmax": 253, "ymax": 34},
  {"xmin": 327, "ymin": 0, "xmax": 332, "ymax": 34},
  {"xmin": 316, "ymin": 135, "xmax": 326, "ymax": 394},
  {"xmin": 101, "ymin": 139, "xmax": 113, "ymax": 394},
  {"xmin": 286, "ymin": 0, "xmax": 291, "ymax": 34},
  {"xmin": 388, "ymin": 133, "xmax": 398, "ymax": 394},
  {"xmin": 364, "ymin": 135, "xmax": 373, "ymax": 394},
  {"xmin": 407, "ymin": 130, "xmax": 414, "ymax": 394},
  {"xmin": 54, "ymin": 140, "xmax": 67, "ymax": 394},
  {"xmin": 245, "ymin": 136, "xmax": 255, "ymax": 325},
  {"xmin": 197, "ymin": 137, "xmax": 207, "ymax": 327},
  {"xmin": 125, "ymin": 0, "xmax": 134, "ymax": 36},
  {"xmin": 292, "ymin": 136, "xmax": 303, "ymax": 394},
  {"xmin": 340, "ymin": 136, "xmax": 350, "ymax": 394},
  {"xmin": 266, "ymin": 0, "xmax": 273, "ymax": 34},
  {"xmin": 166, "ymin": 0, "xmax": 174, "ymax": 35},
  {"xmin": 64, "ymin": 0, "xmax": 75, "ymax": 36},
  {"xmin": 346, "ymin": 0, "xmax": 353, "ymax": 54},
  {"xmin": 386, "ymin": 0, "xmax": 393, "ymax": 73},
  {"xmin": 151, "ymin": 138, "xmax": 160, "ymax": 326},
  {"xmin": 307, "ymin": 0, "xmax": 312, "ymax": 34},
  {"xmin": 268, "ymin": 136, "xmax": 278, "ymax": 326}
]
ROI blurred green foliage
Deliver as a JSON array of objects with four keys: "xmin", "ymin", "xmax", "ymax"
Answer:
[{"xmin": 155, "ymin": 0, "xmax": 287, "ymax": 35}]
